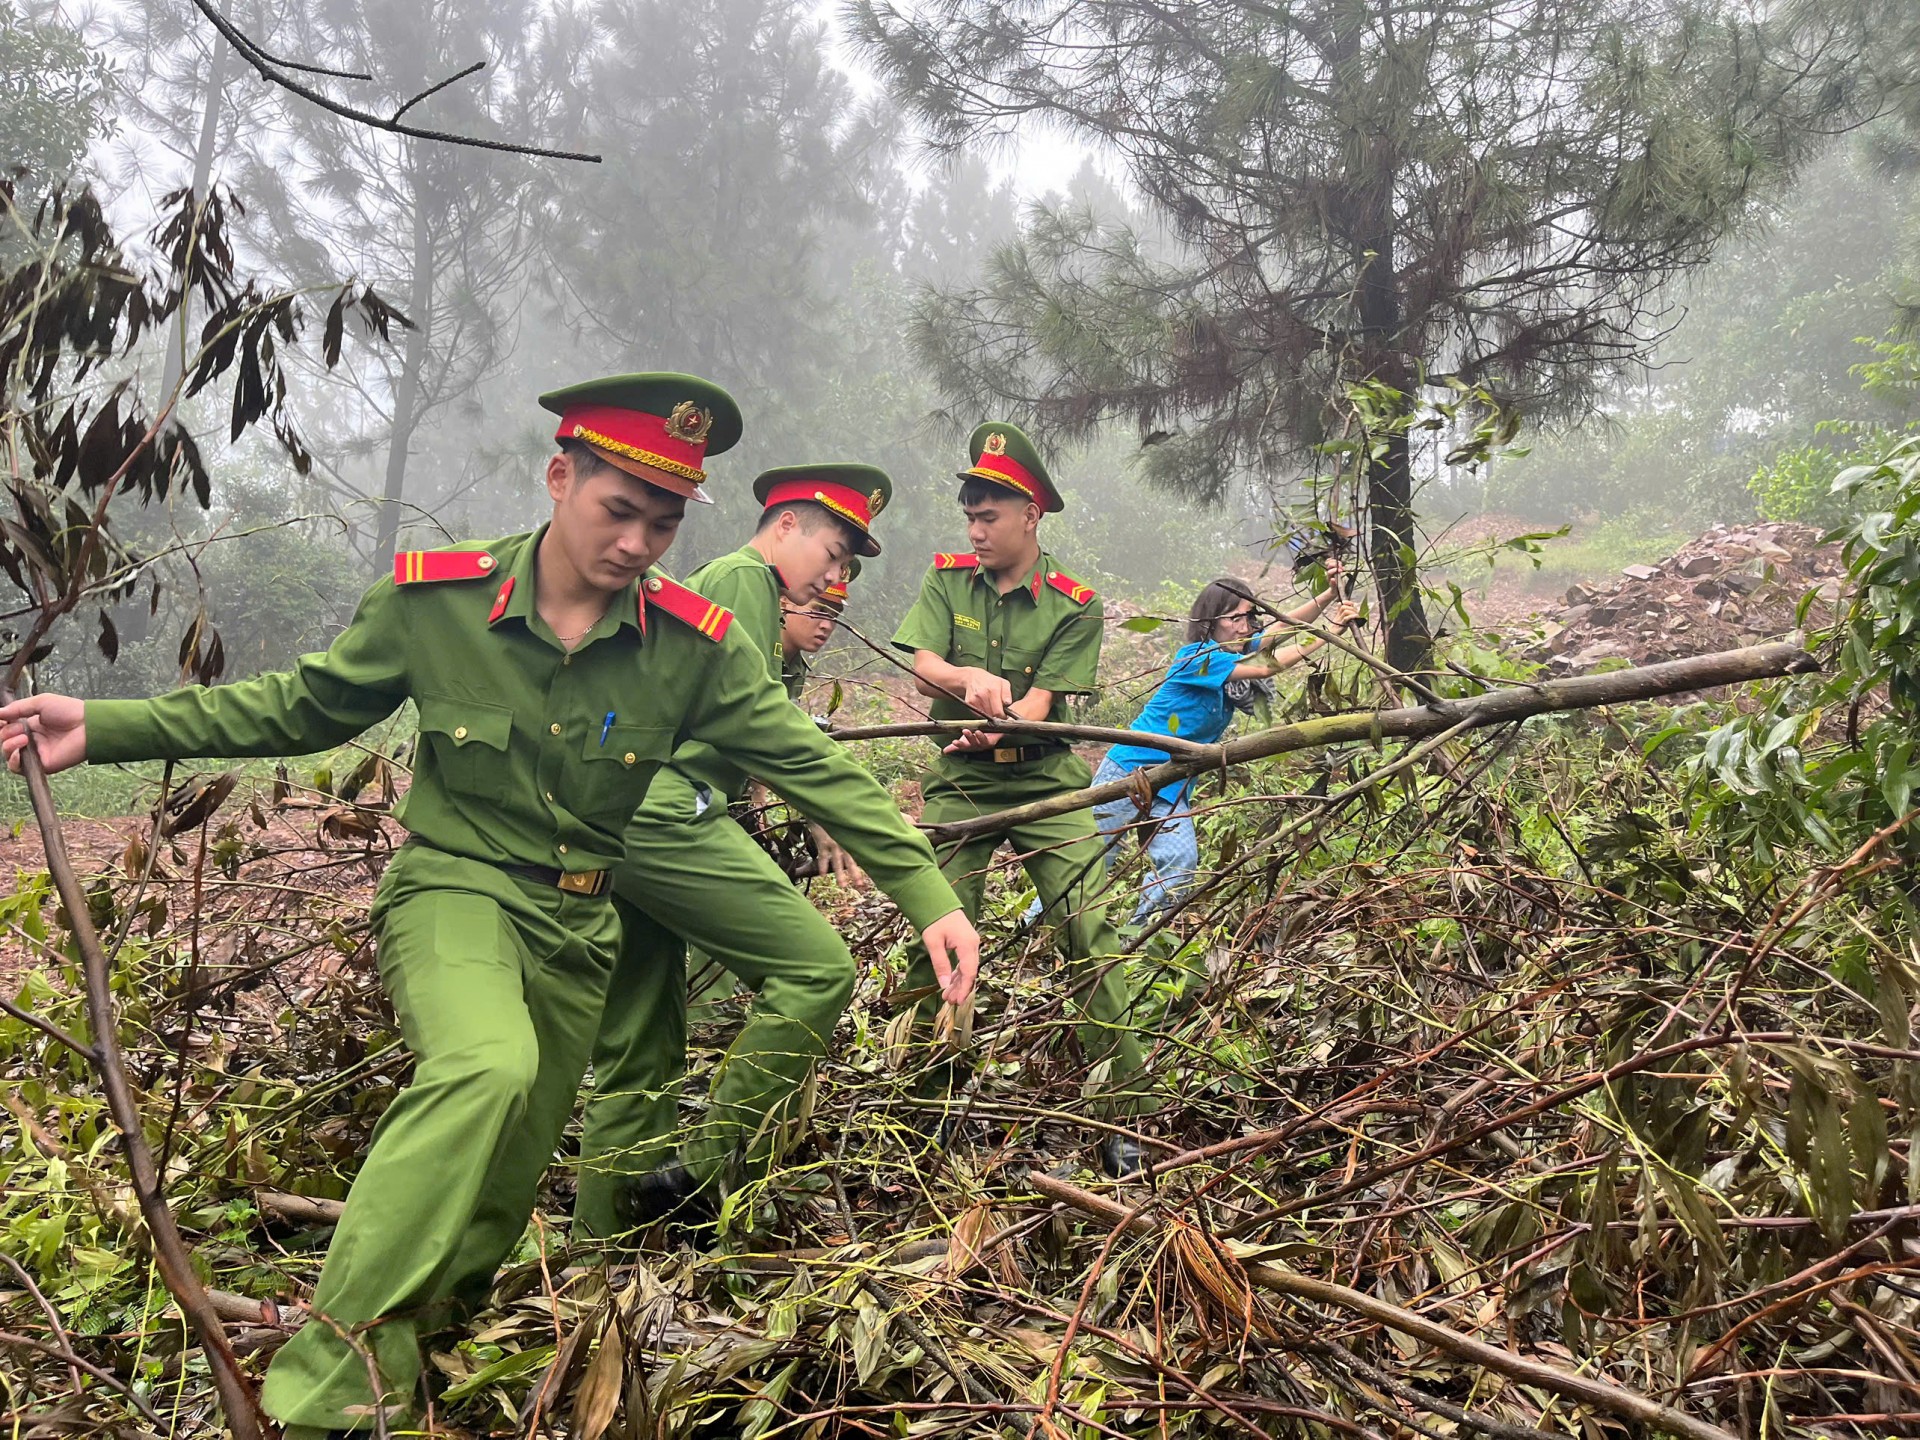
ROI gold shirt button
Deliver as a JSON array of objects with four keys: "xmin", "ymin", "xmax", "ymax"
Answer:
[
  {"xmin": 1025, "ymin": 666, "xmax": 1034, "ymax": 674},
  {"xmin": 623, "ymin": 752, "xmax": 637, "ymax": 765},
  {"xmin": 562, "ymin": 655, "xmax": 571, "ymax": 666},
  {"xmin": 647, "ymin": 577, "xmax": 663, "ymax": 592},
  {"xmin": 549, "ymin": 722, "xmax": 562, "ymax": 735},
  {"xmin": 544, "ymin": 791, "xmax": 555, "ymax": 802},
  {"xmin": 557, "ymin": 844, "xmax": 568, "ymax": 855},
  {"xmin": 453, "ymin": 725, "xmax": 468, "ymax": 740},
  {"xmin": 990, "ymin": 639, "xmax": 1000, "ymax": 648},
  {"xmin": 478, "ymin": 554, "xmax": 495, "ymax": 571}
]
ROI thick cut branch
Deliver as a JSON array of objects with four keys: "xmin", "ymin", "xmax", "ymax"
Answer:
[
  {"xmin": 826, "ymin": 716, "xmax": 1217, "ymax": 757},
  {"xmin": 1028, "ymin": 1173, "xmax": 1741, "ymax": 1440},
  {"xmin": 918, "ymin": 642, "xmax": 1817, "ymax": 844}
]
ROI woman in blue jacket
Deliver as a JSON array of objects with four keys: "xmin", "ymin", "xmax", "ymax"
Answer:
[{"xmin": 1093, "ymin": 573, "xmax": 1359, "ymax": 925}]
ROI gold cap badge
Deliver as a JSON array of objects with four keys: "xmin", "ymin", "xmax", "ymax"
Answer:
[
  {"xmin": 664, "ymin": 400, "xmax": 713, "ymax": 445},
  {"xmin": 869, "ymin": 488, "xmax": 886, "ymax": 515},
  {"xmin": 982, "ymin": 432, "xmax": 1008, "ymax": 456}
]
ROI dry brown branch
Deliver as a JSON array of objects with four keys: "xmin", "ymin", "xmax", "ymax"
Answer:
[
  {"xmin": 4, "ymin": 719, "xmax": 264, "ymax": 1440},
  {"xmin": 1030, "ymin": 1173, "xmax": 1742, "ymax": 1440},
  {"xmin": 255, "ymin": 1190, "xmax": 347, "ymax": 1226}
]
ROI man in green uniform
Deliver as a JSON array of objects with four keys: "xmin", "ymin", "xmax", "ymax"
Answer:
[
  {"xmin": 577, "ymin": 466, "xmax": 909, "ymax": 1232},
  {"xmin": 783, "ymin": 554, "xmax": 857, "ymax": 699},
  {"xmin": 892, "ymin": 422, "xmax": 1149, "ymax": 1178},
  {"xmin": 685, "ymin": 558, "xmax": 868, "ymax": 1017},
  {"xmin": 0, "ymin": 384, "xmax": 978, "ymax": 1436}
]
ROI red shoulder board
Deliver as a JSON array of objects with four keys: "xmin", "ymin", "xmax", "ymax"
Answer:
[
  {"xmin": 934, "ymin": 551, "xmax": 980, "ymax": 570},
  {"xmin": 394, "ymin": 549, "xmax": 500, "ymax": 585},
  {"xmin": 1045, "ymin": 569, "xmax": 1096, "ymax": 605},
  {"xmin": 644, "ymin": 575, "xmax": 734, "ymax": 642}
]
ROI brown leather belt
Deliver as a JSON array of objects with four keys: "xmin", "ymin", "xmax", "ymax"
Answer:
[
  {"xmin": 957, "ymin": 743, "xmax": 1062, "ymax": 765},
  {"xmin": 501, "ymin": 862, "xmax": 612, "ymax": 897}
]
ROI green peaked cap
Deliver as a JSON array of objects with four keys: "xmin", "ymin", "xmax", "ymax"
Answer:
[
  {"xmin": 753, "ymin": 462, "xmax": 892, "ymax": 557},
  {"xmin": 539, "ymin": 372, "xmax": 743, "ymax": 502},
  {"xmin": 958, "ymin": 420, "xmax": 1064, "ymax": 513}
]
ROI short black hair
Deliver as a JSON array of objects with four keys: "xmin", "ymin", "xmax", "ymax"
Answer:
[
  {"xmin": 558, "ymin": 437, "xmax": 615, "ymax": 477},
  {"xmin": 957, "ymin": 477, "xmax": 1030, "ymax": 508}
]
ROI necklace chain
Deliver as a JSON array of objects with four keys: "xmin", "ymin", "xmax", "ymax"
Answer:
[{"xmin": 552, "ymin": 605, "xmax": 611, "ymax": 647}]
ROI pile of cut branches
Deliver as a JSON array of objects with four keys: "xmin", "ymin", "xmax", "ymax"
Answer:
[{"xmin": 3, "ymin": 669, "xmax": 1916, "ymax": 1440}]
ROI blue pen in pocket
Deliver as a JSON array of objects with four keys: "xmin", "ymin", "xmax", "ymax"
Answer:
[{"xmin": 600, "ymin": 711, "xmax": 616, "ymax": 747}]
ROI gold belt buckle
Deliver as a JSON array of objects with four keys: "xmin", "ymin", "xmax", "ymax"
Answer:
[
  {"xmin": 991, "ymin": 746, "xmax": 1022, "ymax": 764},
  {"xmin": 557, "ymin": 869, "xmax": 608, "ymax": 896}
]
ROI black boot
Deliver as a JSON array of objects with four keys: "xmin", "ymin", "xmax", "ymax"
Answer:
[
  {"xmin": 615, "ymin": 1164, "xmax": 715, "ymax": 1228},
  {"xmin": 1098, "ymin": 1135, "xmax": 1148, "ymax": 1180}
]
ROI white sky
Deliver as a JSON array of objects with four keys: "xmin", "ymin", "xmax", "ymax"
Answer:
[{"xmin": 813, "ymin": 0, "xmax": 1117, "ymax": 199}]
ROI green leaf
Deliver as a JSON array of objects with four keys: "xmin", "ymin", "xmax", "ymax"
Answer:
[
  {"xmin": 438, "ymin": 1344, "xmax": 556, "ymax": 1401},
  {"xmin": 1121, "ymin": 615, "xmax": 1166, "ymax": 633}
]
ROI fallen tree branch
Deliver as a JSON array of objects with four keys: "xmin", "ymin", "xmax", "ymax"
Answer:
[
  {"xmin": 826, "ymin": 715, "xmax": 1218, "ymax": 757},
  {"xmin": 1028, "ymin": 1173, "xmax": 1741, "ymax": 1440},
  {"xmin": 920, "ymin": 642, "xmax": 1818, "ymax": 844},
  {"xmin": 4, "ymin": 696, "xmax": 264, "ymax": 1440},
  {"xmin": 256, "ymin": 1190, "xmax": 347, "ymax": 1226}
]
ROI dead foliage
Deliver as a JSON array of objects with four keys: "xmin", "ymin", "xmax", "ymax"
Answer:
[{"xmin": 1, "ymin": 694, "xmax": 1917, "ymax": 1440}]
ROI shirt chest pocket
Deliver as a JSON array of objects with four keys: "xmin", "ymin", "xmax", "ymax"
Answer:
[
  {"xmin": 417, "ymin": 696, "xmax": 513, "ymax": 796},
  {"xmin": 1002, "ymin": 643, "xmax": 1045, "ymax": 698},
  {"xmin": 950, "ymin": 617, "xmax": 990, "ymax": 665},
  {"xmin": 573, "ymin": 722, "xmax": 676, "ymax": 825}
]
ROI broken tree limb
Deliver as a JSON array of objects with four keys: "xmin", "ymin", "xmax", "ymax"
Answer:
[
  {"xmin": 826, "ymin": 716, "xmax": 1218, "ymax": 757},
  {"xmin": 918, "ymin": 642, "xmax": 1818, "ymax": 845},
  {"xmin": 256, "ymin": 1190, "xmax": 347, "ymax": 1226},
  {"xmin": 1028, "ymin": 1173, "xmax": 1741, "ymax": 1440},
  {"xmin": 4, "ymin": 695, "xmax": 265, "ymax": 1440}
]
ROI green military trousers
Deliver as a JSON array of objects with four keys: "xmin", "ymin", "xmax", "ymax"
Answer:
[
  {"xmin": 260, "ymin": 845, "xmax": 618, "ymax": 1431},
  {"xmin": 574, "ymin": 768, "xmax": 856, "ymax": 1237},
  {"xmin": 901, "ymin": 751, "xmax": 1150, "ymax": 1114}
]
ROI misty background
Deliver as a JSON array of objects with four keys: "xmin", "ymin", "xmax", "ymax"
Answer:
[{"xmin": 5, "ymin": 0, "xmax": 1915, "ymax": 697}]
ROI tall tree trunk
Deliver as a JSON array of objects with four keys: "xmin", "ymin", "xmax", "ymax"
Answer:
[
  {"xmin": 157, "ymin": 5, "xmax": 232, "ymax": 430},
  {"xmin": 1332, "ymin": 6, "xmax": 1432, "ymax": 684},
  {"xmin": 373, "ymin": 155, "xmax": 435, "ymax": 573},
  {"xmin": 1365, "ymin": 425, "xmax": 1431, "ymax": 678}
]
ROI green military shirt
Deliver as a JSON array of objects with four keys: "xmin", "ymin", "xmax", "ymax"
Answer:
[
  {"xmin": 86, "ymin": 527, "xmax": 960, "ymax": 929},
  {"xmin": 662, "ymin": 543, "xmax": 784, "ymax": 800},
  {"xmin": 781, "ymin": 653, "xmax": 809, "ymax": 703},
  {"xmin": 891, "ymin": 549, "xmax": 1103, "ymax": 725}
]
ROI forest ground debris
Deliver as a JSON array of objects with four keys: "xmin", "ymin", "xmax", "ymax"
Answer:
[{"xmin": 2, "ymin": 671, "xmax": 1918, "ymax": 1439}]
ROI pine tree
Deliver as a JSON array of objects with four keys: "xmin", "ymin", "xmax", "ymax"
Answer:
[{"xmin": 849, "ymin": 0, "xmax": 1877, "ymax": 674}]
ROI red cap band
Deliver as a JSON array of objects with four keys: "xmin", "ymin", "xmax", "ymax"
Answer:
[
  {"xmin": 555, "ymin": 402, "xmax": 711, "ymax": 483},
  {"xmin": 760, "ymin": 477, "xmax": 875, "ymax": 533},
  {"xmin": 964, "ymin": 451, "xmax": 1040, "ymax": 502}
]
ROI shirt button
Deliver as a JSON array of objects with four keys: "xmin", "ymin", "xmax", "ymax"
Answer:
[
  {"xmin": 990, "ymin": 639, "xmax": 1000, "ymax": 648},
  {"xmin": 623, "ymin": 752, "xmax": 637, "ymax": 765},
  {"xmin": 557, "ymin": 844, "xmax": 569, "ymax": 855},
  {"xmin": 544, "ymin": 791, "xmax": 555, "ymax": 802},
  {"xmin": 453, "ymin": 726, "xmax": 468, "ymax": 740},
  {"xmin": 549, "ymin": 722, "xmax": 562, "ymax": 735},
  {"xmin": 562, "ymin": 655, "xmax": 572, "ymax": 666},
  {"xmin": 1025, "ymin": 666, "xmax": 1034, "ymax": 675}
]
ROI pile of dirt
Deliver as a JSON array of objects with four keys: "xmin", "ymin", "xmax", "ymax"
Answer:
[{"xmin": 1516, "ymin": 521, "xmax": 1847, "ymax": 673}]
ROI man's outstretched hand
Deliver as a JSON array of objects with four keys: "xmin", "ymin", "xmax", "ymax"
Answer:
[
  {"xmin": 921, "ymin": 908, "xmax": 981, "ymax": 1007},
  {"xmin": 0, "ymin": 693, "xmax": 87, "ymax": 774}
]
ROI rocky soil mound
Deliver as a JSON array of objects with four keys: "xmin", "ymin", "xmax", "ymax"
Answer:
[{"xmin": 1521, "ymin": 521, "xmax": 1846, "ymax": 673}]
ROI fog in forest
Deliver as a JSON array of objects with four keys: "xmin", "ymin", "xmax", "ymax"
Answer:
[{"xmin": 4, "ymin": 0, "xmax": 1915, "ymax": 684}]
